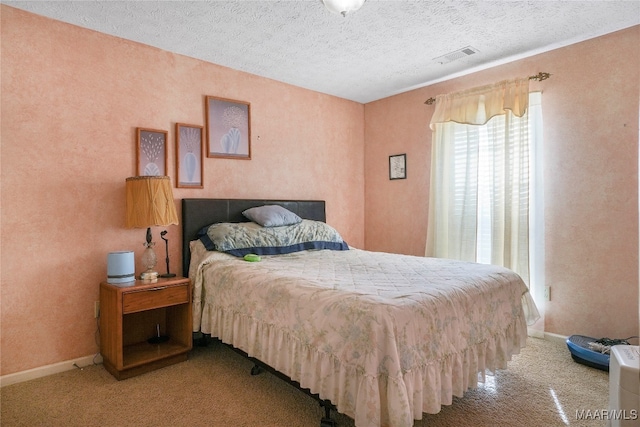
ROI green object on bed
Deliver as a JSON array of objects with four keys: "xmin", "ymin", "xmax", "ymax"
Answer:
[{"xmin": 243, "ymin": 253, "xmax": 261, "ymax": 262}]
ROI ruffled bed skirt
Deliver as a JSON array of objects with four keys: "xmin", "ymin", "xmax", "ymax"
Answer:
[{"xmin": 200, "ymin": 303, "xmax": 528, "ymax": 427}]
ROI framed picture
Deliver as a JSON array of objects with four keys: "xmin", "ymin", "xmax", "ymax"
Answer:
[
  {"xmin": 389, "ymin": 154, "xmax": 407, "ymax": 180},
  {"xmin": 205, "ymin": 96, "xmax": 251, "ymax": 159},
  {"xmin": 175, "ymin": 123, "xmax": 204, "ymax": 188},
  {"xmin": 136, "ymin": 128, "xmax": 168, "ymax": 176}
]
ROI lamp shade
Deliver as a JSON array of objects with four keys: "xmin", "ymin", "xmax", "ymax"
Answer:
[{"xmin": 125, "ymin": 176, "xmax": 178, "ymax": 228}]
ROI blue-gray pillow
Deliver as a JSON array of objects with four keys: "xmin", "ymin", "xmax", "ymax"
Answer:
[
  {"xmin": 242, "ymin": 205, "xmax": 302, "ymax": 227},
  {"xmin": 197, "ymin": 220, "xmax": 348, "ymax": 256}
]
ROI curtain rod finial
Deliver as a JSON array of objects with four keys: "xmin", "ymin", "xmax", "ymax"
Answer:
[{"xmin": 530, "ymin": 72, "xmax": 551, "ymax": 81}]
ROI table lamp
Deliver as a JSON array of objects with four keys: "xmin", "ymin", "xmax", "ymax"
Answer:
[{"xmin": 125, "ymin": 176, "xmax": 178, "ymax": 281}]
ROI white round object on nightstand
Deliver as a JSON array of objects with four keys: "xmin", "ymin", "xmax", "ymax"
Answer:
[{"xmin": 107, "ymin": 251, "xmax": 135, "ymax": 284}]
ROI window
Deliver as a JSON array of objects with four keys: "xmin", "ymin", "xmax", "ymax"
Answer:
[{"xmin": 427, "ymin": 92, "xmax": 543, "ymax": 326}]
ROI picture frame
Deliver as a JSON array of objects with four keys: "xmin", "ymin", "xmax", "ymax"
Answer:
[
  {"xmin": 389, "ymin": 154, "xmax": 407, "ymax": 180},
  {"xmin": 175, "ymin": 123, "xmax": 204, "ymax": 188},
  {"xmin": 205, "ymin": 96, "xmax": 251, "ymax": 159},
  {"xmin": 136, "ymin": 128, "xmax": 168, "ymax": 176}
]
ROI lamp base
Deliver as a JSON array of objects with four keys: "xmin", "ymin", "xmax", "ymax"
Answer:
[{"xmin": 140, "ymin": 271, "xmax": 159, "ymax": 283}]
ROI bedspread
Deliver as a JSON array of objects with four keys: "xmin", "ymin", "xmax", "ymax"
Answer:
[{"xmin": 190, "ymin": 242, "xmax": 529, "ymax": 427}]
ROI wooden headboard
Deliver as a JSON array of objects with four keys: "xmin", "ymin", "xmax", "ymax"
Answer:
[{"xmin": 181, "ymin": 198, "xmax": 326, "ymax": 277}]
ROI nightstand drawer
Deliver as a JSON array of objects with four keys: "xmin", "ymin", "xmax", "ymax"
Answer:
[{"xmin": 123, "ymin": 284, "xmax": 189, "ymax": 313}]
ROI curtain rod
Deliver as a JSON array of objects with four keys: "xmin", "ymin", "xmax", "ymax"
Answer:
[{"xmin": 424, "ymin": 72, "xmax": 551, "ymax": 105}]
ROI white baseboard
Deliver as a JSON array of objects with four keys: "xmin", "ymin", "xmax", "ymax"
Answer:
[
  {"xmin": 528, "ymin": 327, "xmax": 545, "ymax": 339},
  {"xmin": 0, "ymin": 353, "xmax": 103, "ymax": 387},
  {"xmin": 542, "ymin": 331, "xmax": 568, "ymax": 345},
  {"xmin": 528, "ymin": 328, "xmax": 567, "ymax": 344}
]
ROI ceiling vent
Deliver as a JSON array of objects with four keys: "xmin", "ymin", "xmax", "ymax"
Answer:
[{"xmin": 433, "ymin": 46, "xmax": 479, "ymax": 64}]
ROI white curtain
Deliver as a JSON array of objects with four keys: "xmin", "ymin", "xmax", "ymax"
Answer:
[
  {"xmin": 528, "ymin": 92, "xmax": 545, "ymax": 335},
  {"xmin": 426, "ymin": 79, "xmax": 542, "ymax": 327}
]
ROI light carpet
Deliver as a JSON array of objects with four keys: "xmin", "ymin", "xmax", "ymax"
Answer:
[{"xmin": 1, "ymin": 337, "xmax": 609, "ymax": 427}]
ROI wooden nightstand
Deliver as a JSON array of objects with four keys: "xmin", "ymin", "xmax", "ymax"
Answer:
[{"xmin": 99, "ymin": 276, "xmax": 192, "ymax": 380}]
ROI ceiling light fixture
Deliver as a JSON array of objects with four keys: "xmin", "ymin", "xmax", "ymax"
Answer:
[{"xmin": 323, "ymin": 0, "xmax": 366, "ymax": 17}]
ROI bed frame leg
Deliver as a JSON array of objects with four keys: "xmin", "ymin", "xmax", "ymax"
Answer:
[
  {"xmin": 231, "ymin": 345, "xmax": 338, "ymax": 425},
  {"xmin": 250, "ymin": 364, "xmax": 263, "ymax": 375},
  {"xmin": 196, "ymin": 333, "xmax": 211, "ymax": 347},
  {"xmin": 320, "ymin": 400, "xmax": 337, "ymax": 427}
]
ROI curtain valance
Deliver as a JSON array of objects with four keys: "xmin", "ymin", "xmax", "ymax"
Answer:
[{"xmin": 429, "ymin": 77, "xmax": 530, "ymax": 130}]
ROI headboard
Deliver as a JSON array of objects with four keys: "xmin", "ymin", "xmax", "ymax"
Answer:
[{"xmin": 181, "ymin": 198, "xmax": 326, "ymax": 277}]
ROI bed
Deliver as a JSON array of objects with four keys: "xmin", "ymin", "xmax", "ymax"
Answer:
[{"xmin": 182, "ymin": 198, "xmax": 533, "ymax": 427}]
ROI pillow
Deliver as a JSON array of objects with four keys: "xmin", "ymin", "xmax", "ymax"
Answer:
[
  {"xmin": 197, "ymin": 219, "xmax": 349, "ymax": 257},
  {"xmin": 242, "ymin": 205, "xmax": 302, "ymax": 227}
]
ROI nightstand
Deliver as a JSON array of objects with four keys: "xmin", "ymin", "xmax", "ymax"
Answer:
[{"xmin": 99, "ymin": 276, "xmax": 192, "ymax": 380}]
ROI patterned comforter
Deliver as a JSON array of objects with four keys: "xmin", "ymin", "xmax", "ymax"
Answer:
[{"xmin": 190, "ymin": 242, "xmax": 529, "ymax": 427}]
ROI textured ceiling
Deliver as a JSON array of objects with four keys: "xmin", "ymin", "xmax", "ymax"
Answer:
[{"xmin": 4, "ymin": 0, "xmax": 639, "ymax": 103}]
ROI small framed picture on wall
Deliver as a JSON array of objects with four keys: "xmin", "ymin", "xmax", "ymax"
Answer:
[
  {"xmin": 136, "ymin": 128, "xmax": 168, "ymax": 176},
  {"xmin": 175, "ymin": 123, "xmax": 204, "ymax": 188},
  {"xmin": 205, "ymin": 96, "xmax": 251, "ymax": 159},
  {"xmin": 389, "ymin": 154, "xmax": 406, "ymax": 180}
]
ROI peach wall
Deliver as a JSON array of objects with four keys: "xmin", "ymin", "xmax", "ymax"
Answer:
[
  {"xmin": 365, "ymin": 26, "xmax": 639, "ymax": 340},
  {"xmin": 2, "ymin": 5, "xmax": 637, "ymax": 378},
  {"xmin": 0, "ymin": 6, "xmax": 364, "ymax": 376}
]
